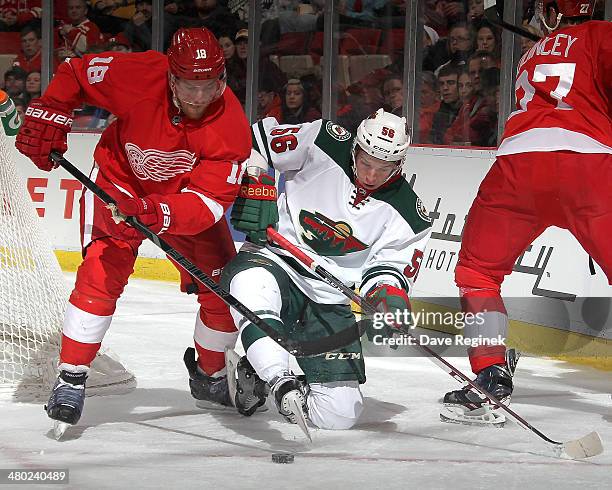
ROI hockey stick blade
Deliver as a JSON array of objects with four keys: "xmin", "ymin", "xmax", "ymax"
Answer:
[
  {"xmin": 267, "ymin": 228, "xmax": 604, "ymax": 459},
  {"xmin": 49, "ymin": 152, "xmax": 363, "ymax": 358},
  {"xmin": 558, "ymin": 431, "xmax": 603, "ymax": 459}
]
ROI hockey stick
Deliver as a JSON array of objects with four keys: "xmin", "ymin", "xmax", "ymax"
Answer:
[
  {"xmin": 266, "ymin": 227, "xmax": 603, "ymax": 459},
  {"xmin": 484, "ymin": 0, "xmax": 540, "ymax": 41},
  {"xmin": 48, "ymin": 151, "xmax": 363, "ymax": 358}
]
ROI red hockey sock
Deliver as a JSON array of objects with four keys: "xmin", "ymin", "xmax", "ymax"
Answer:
[
  {"xmin": 194, "ymin": 342, "xmax": 226, "ymax": 377},
  {"xmin": 60, "ymin": 334, "xmax": 101, "ymax": 367},
  {"xmin": 468, "ymin": 345, "xmax": 507, "ymax": 374}
]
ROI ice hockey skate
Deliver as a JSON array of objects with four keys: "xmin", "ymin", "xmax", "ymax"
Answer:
[
  {"xmin": 269, "ymin": 373, "xmax": 311, "ymax": 441},
  {"xmin": 440, "ymin": 350, "xmax": 518, "ymax": 427},
  {"xmin": 225, "ymin": 348, "xmax": 268, "ymax": 416},
  {"xmin": 183, "ymin": 347, "xmax": 232, "ymax": 409},
  {"xmin": 45, "ymin": 366, "xmax": 88, "ymax": 440}
]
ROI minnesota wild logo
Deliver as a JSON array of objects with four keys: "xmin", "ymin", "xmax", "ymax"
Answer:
[{"xmin": 299, "ymin": 210, "xmax": 368, "ymax": 256}]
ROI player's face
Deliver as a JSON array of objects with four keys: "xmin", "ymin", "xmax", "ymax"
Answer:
[
  {"xmin": 173, "ymin": 76, "xmax": 224, "ymax": 119},
  {"xmin": 354, "ymin": 149, "xmax": 400, "ymax": 190}
]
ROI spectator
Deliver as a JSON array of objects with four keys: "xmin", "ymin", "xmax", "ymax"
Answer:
[
  {"xmin": 426, "ymin": 22, "xmax": 474, "ymax": 74},
  {"xmin": 56, "ymin": 0, "xmax": 105, "ymax": 59},
  {"xmin": 0, "ymin": 1, "xmax": 41, "ymax": 32},
  {"xmin": 3, "ymin": 67, "xmax": 26, "ymax": 99},
  {"xmin": 337, "ymin": 0, "xmax": 387, "ymax": 27},
  {"xmin": 124, "ymin": 0, "xmax": 180, "ymax": 51},
  {"xmin": 475, "ymin": 23, "xmax": 500, "ymax": 62},
  {"xmin": 382, "ymin": 74, "xmax": 403, "ymax": 116},
  {"xmin": 419, "ymin": 70, "xmax": 440, "ymax": 144},
  {"xmin": 106, "ymin": 32, "xmax": 132, "ymax": 52},
  {"xmin": 467, "ymin": 50, "xmax": 496, "ymax": 94},
  {"xmin": 521, "ymin": 24, "xmax": 541, "ymax": 55},
  {"xmin": 467, "ymin": 0, "xmax": 484, "ymax": 24},
  {"xmin": 13, "ymin": 25, "xmax": 42, "ymax": 73},
  {"xmin": 217, "ymin": 32, "xmax": 235, "ymax": 60},
  {"xmin": 423, "ymin": 25, "xmax": 440, "ymax": 51},
  {"xmin": 224, "ymin": 29, "xmax": 247, "ymax": 104},
  {"xmin": 424, "ymin": 0, "xmax": 466, "ymax": 37},
  {"xmin": 12, "ymin": 96, "xmax": 26, "ymax": 122},
  {"xmin": 257, "ymin": 72, "xmax": 282, "ymax": 121},
  {"xmin": 475, "ymin": 66, "xmax": 499, "ymax": 146},
  {"xmin": 226, "ymin": 28, "xmax": 286, "ymax": 107},
  {"xmin": 448, "ymin": 66, "xmax": 499, "ymax": 147},
  {"xmin": 457, "ymin": 68, "xmax": 473, "ymax": 103},
  {"xmin": 90, "ymin": 0, "xmax": 130, "ymax": 34},
  {"xmin": 443, "ymin": 68, "xmax": 483, "ymax": 146},
  {"xmin": 279, "ymin": 78, "xmax": 320, "ymax": 125},
  {"xmin": 24, "ymin": 70, "xmax": 41, "ymax": 103},
  {"xmin": 124, "ymin": 0, "xmax": 153, "ymax": 50},
  {"xmin": 234, "ymin": 27, "xmax": 248, "ymax": 60},
  {"xmin": 430, "ymin": 64, "xmax": 460, "ymax": 144},
  {"xmin": 188, "ymin": 0, "xmax": 241, "ymax": 37},
  {"xmin": 260, "ymin": 0, "xmax": 320, "ymax": 46}
]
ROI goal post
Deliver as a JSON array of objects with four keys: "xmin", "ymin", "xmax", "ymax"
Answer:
[{"xmin": 0, "ymin": 101, "xmax": 135, "ymax": 400}]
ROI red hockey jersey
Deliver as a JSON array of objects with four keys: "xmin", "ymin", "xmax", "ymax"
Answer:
[
  {"xmin": 498, "ymin": 21, "xmax": 611, "ymax": 155},
  {"xmin": 41, "ymin": 51, "xmax": 251, "ymax": 235}
]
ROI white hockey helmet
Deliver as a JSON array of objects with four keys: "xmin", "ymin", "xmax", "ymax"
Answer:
[{"xmin": 353, "ymin": 108, "xmax": 411, "ymax": 163}]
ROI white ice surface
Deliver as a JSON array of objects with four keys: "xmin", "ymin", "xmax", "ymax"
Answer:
[{"xmin": 1, "ymin": 275, "xmax": 610, "ymax": 490}]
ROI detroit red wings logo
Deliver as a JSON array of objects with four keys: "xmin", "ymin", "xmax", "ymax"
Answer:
[{"xmin": 124, "ymin": 143, "xmax": 196, "ymax": 182}]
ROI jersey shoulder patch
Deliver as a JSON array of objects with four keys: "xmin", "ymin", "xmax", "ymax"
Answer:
[
  {"xmin": 372, "ymin": 178, "xmax": 432, "ymax": 234},
  {"xmin": 314, "ymin": 120, "xmax": 354, "ymax": 176}
]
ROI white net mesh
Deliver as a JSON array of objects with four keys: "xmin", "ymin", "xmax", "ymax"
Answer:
[{"xmin": 0, "ymin": 129, "xmax": 135, "ymax": 400}]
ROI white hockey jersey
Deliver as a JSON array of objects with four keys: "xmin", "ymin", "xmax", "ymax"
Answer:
[{"xmin": 248, "ymin": 117, "xmax": 432, "ymax": 305}]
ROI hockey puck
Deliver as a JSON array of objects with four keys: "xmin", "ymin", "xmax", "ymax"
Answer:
[{"xmin": 271, "ymin": 453, "xmax": 294, "ymax": 464}]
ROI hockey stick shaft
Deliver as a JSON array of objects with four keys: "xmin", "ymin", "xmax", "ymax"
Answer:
[
  {"xmin": 484, "ymin": 1, "xmax": 540, "ymax": 41},
  {"xmin": 266, "ymin": 227, "xmax": 602, "ymax": 456},
  {"xmin": 48, "ymin": 152, "xmax": 356, "ymax": 357},
  {"xmin": 267, "ymin": 228, "xmax": 376, "ymax": 312}
]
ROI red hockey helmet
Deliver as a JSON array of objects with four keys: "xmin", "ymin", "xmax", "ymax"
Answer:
[
  {"xmin": 546, "ymin": 0, "xmax": 596, "ymax": 17},
  {"xmin": 167, "ymin": 27, "xmax": 225, "ymax": 81}
]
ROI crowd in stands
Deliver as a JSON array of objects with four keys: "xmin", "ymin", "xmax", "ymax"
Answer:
[{"xmin": 0, "ymin": 1, "xmax": 607, "ymax": 144}]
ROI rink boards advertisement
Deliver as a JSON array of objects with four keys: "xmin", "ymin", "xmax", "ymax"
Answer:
[{"xmin": 8, "ymin": 134, "xmax": 612, "ymax": 358}]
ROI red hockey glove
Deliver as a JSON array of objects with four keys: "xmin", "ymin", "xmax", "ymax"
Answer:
[
  {"xmin": 15, "ymin": 99, "xmax": 73, "ymax": 171},
  {"xmin": 111, "ymin": 195, "xmax": 171, "ymax": 241},
  {"xmin": 365, "ymin": 284, "xmax": 412, "ymax": 339}
]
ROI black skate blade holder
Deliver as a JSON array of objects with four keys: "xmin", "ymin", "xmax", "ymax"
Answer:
[{"xmin": 266, "ymin": 227, "xmax": 604, "ymax": 460}]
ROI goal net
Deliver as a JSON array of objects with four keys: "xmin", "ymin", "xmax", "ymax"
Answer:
[{"xmin": 0, "ymin": 123, "xmax": 135, "ymax": 400}]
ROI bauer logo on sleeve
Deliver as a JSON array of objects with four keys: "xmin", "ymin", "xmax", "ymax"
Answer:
[{"xmin": 325, "ymin": 121, "xmax": 352, "ymax": 142}]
